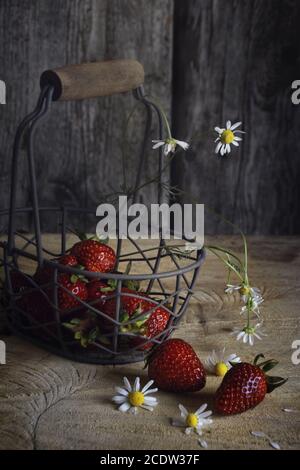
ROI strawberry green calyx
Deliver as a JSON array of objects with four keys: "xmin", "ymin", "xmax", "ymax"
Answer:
[{"xmin": 253, "ymin": 354, "xmax": 288, "ymax": 393}]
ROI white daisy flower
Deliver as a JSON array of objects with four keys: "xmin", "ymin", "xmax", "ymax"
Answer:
[
  {"xmin": 112, "ymin": 377, "xmax": 158, "ymax": 414},
  {"xmin": 232, "ymin": 323, "xmax": 267, "ymax": 346},
  {"xmin": 152, "ymin": 138, "xmax": 189, "ymax": 155},
  {"xmin": 214, "ymin": 120, "xmax": 245, "ymax": 156},
  {"xmin": 204, "ymin": 347, "xmax": 241, "ymax": 377},
  {"xmin": 225, "ymin": 284, "xmax": 263, "ymax": 305},
  {"xmin": 172, "ymin": 403, "xmax": 213, "ymax": 436}
]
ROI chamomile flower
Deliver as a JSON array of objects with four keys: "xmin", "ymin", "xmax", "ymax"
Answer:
[
  {"xmin": 214, "ymin": 121, "xmax": 245, "ymax": 156},
  {"xmin": 112, "ymin": 377, "xmax": 158, "ymax": 414},
  {"xmin": 172, "ymin": 404, "xmax": 213, "ymax": 436},
  {"xmin": 152, "ymin": 138, "xmax": 189, "ymax": 155},
  {"xmin": 232, "ymin": 323, "xmax": 267, "ymax": 346},
  {"xmin": 205, "ymin": 347, "xmax": 241, "ymax": 377},
  {"xmin": 225, "ymin": 284, "xmax": 263, "ymax": 304}
]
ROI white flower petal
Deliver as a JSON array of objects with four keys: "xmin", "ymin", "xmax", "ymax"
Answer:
[
  {"xmin": 234, "ymin": 136, "xmax": 242, "ymax": 142},
  {"xmin": 141, "ymin": 379, "xmax": 154, "ymax": 393},
  {"xmin": 118, "ymin": 402, "xmax": 131, "ymax": 413},
  {"xmin": 179, "ymin": 404, "xmax": 188, "ymax": 418},
  {"xmin": 140, "ymin": 404, "xmax": 154, "ymax": 411},
  {"xmin": 115, "ymin": 386, "xmax": 129, "ymax": 396},
  {"xmin": 112, "ymin": 395, "xmax": 127, "ymax": 404},
  {"xmin": 175, "ymin": 139, "xmax": 189, "ymax": 150},
  {"xmin": 198, "ymin": 410, "xmax": 213, "ymax": 419},
  {"xmin": 144, "ymin": 387, "xmax": 158, "ymax": 396},
  {"xmin": 237, "ymin": 331, "xmax": 245, "ymax": 341},
  {"xmin": 230, "ymin": 121, "xmax": 242, "ymax": 130},
  {"xmin": 249, "ymin": 334, "xmax": 254, "ymax": 346},
  {"xmin": 152, "ymin": 141, "xmax": 165, "ymax": 149},
  {"xmin": 195, "ymin": 403, "xmax": 207, "ymax": 416},
  {"xmin": 226, "ymin": 144, "xmax": 231, "ymax": 153},
  {"xmin": 251, "ymin": 431, "xmax": 266, "ymax": 438},
  {"xmin": 215, "ymin": 141, "xmax": 222, "ymax": 154},
  {"xmin": 226, "ymin": 120, "xmax": 231, "ymax": 129},
  {"xmin": 214, "ymin": 127, "xmax": 224, "ymax": 133},
  {"xmin": 185, "ymin": 427, "xmax": 193, "ymax": 435},
  {"xmin": 133, "ymin": 377, "xmax": 140, "ymax": 392},
  {"xmin": 199, "ymin": 439, "xmax": 208, "ymax": 448},
  {"xmin": 144, "ymin": 396, "xmax": 158, "ymax": 405},
  {"xmin": 243, "ymin": 333, "xmax": 249, "ymax": 343},
  {"xmin": 232, "ymin": 140, "xmax": 239, "ymax": 147},
  {"xmin": 123, "ymin": 377, "xmax": 132, "ymax": 392},
  {"xmin": 270, "ymin": 441, "xmax": 281, "ymax": 450}
]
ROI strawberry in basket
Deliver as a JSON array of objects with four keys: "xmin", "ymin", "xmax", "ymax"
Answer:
[
  {"xmin": 34, "ymin": 254, "xmax": 88, "ymax": 316},
  {"xmin": 88, "ymin": 282, "xmax": 170, "ymax": 350},
  {"xmin": 71, "ymin": 235, "xmax": 116, "ymax": 273}
]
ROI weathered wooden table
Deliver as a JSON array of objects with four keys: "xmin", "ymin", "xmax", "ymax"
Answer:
[{"xmin": 0, "ymin": 236, "xmax": 299, "ymax": 450}]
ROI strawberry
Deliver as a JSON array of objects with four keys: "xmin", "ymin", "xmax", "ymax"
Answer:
[
  {"xmin": 147, "ymin": 338, "xmax": 206, "ymax": 392},
  {"xmin": 124, "ymin": 299, "xmax": 170, "ymax": 350},
  {"xmin": 58, "ymin": 273, "xmax": 88, "ymax": 312},
  {"xmin": 214, "ymin": 354, "xmax": 288, "ymax": 415},
  {"xmin": 71, "ymin": 240, "xmax": 116, "ymax": 272},
  {"xmin": 58, "ymin": 254, "xmax": 78, "ymax": 267},
  {"xmin": 100, "ymin": 289, "xmax": 170, "ymax": 347}
]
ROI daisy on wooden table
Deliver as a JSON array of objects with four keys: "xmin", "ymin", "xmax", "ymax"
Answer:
[
  {"xmin": 172, "ymin": 403, "xmax": 213, "ymax": 436},
  {"xmin": 205, "ymin": 347, "xmax": 241, "ymax": 377},
  {"xmin": 112, "ymin": 376, "xmax": 158, "ymax": 414}
]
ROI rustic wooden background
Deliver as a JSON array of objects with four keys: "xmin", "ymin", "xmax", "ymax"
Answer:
[{"xmin": 0, "ymin": 0, "xmax": 299, "ymax": 234}]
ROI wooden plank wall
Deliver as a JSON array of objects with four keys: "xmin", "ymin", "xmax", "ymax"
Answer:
[
  {"xmin": 0, "ymin": 0, "xmax": 173, "ymax": 232},
  {"xmin": 172, "ymin": 0, "xmax": 300, "ymax": 234},
  {"xmin": 0, "ymin": 0, "xmax": 299, "ymax": 234}
]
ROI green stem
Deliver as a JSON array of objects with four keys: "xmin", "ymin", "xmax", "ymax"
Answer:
[
  {"xmin": 145, "ymin": 95, "xmax": 172, "ymax": 139},
  {"xmin": 206, "ymin": 247, "xmax": 244, "ymax": 282}
]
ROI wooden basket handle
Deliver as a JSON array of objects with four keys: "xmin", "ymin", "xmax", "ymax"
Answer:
[{"xmin": 40, "ymin": 59, "xmax": 144, "ymax": 101}]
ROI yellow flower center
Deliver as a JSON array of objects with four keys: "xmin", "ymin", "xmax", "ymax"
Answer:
[
  {"xmin": 128, "ymin": 391, "xmax": 144, "ymax": 407},
  {"xmin": 186, "ymin": 413, "xmax": 198, "ymax": 428},
  {"xmin": 215, "ymin": 362, "xmax": 228, "ymax": 377},
  {"xmin": 239, "ymin": 286, "xmax": 250, "ymax": 296},
  {"xmin": 220, "ymin": 129, "xmax": 234, "ymax": 144}
]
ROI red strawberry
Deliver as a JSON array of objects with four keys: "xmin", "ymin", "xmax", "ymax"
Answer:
[
  {"xmin": 147, "ymin": 338, "xmax": 206, "ymax": 392},
  {"xmin": 58, "ymin": 254, "xmax": 78, "ymax": 266},
  {"xmin": 71, "ymin": 240, "xmax": 116, "ymax": 272},
  {"xmin": 34, "ymin": 254, "xmax": 79, "ymax": 286},
  {"xmin": 58, "ymin": 273, "xmax": 88, "ymax": 312},
  {"xmin": 126, "ymin": 299, "xmax": 170, "ymax": 350},
  {"xmin": 214, "ymin": 354, "xmax": 287, "ymax": 415},
  {"xmin": 101, "ymin": 289, "xmax": 170, "ymax": 347}
]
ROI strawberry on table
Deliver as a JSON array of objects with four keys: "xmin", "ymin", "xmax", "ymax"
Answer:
[
  {"xmin": 147, "ymin": 338, "xmax": 206, "ymax": 392},
  {"xmin": 214, "ymin": 354, "xmax": 288, "ymax": 415}
]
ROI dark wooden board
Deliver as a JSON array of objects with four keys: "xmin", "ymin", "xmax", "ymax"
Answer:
[
  {"xmin": 0, "ymin": 0, "xmax": 173, "ymax": 232},
  {"xmin": 172, "ymin": 0, "xmax": 300, "ymax": 234}
]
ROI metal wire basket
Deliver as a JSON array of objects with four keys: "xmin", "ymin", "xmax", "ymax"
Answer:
[{"xmin": 0, "ymin": 60, "xmax": 205, "ymax": 364}]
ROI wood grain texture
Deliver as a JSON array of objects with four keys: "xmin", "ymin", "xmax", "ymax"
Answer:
[
  {"xmin": 0, "ymin": 236, "xmax": 299, "ymax": 449},
  {"xmin": 0, "ymin": 0, "xmax": 173, "ymax": 232},
  {"xmin": 172, "ymin": 0, "xmax": 300, "ymax": 234}
]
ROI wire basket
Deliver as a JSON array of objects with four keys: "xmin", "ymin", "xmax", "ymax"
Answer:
[{"xmin": 0, "ymin": 60, "xmax": 205, "ymax": 364}]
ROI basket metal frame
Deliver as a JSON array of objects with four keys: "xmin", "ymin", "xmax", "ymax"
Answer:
[{"xmin": 0, "ymin": 83, "xmax": 205, "ymax": 364}]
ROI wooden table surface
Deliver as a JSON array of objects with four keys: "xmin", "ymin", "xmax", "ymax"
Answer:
[{"xmin": 0, "ymin": 236, "xmax": 300, "ymax": 450}]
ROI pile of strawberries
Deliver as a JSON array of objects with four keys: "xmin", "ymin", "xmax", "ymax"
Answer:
[
  {"xmin": 147, "ymin": 339, "xmax": 287, "ymax": 415},
  {"xmin": 10, "ymin": 235, "xmax": 170, "ymax": 350}
]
